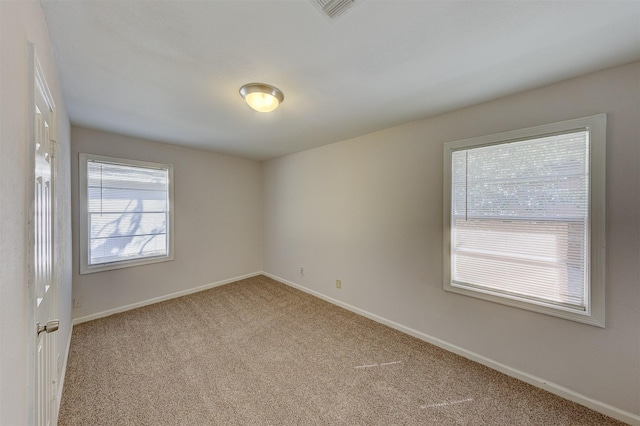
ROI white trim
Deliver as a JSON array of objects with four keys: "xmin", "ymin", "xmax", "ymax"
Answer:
[
  {"xmin": 442, "ymin": 114, "xmax": 606, "ymax": 327},
  {"xmin": 26, "ymin": 41, "xmax": 37, "ymax": 426},
  {"xmin": 72, "ymin": 272, "xmax": 262, "ymax": 325},
  {"xmin": 262, "ymin": 272, "xmax": 639, "ymax": 426}
]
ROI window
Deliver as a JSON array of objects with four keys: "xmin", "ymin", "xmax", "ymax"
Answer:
[
  {"xmin": 79, "ymin": 154, "xmax": 174, "ymax": 274},
  {"xmin": 443, "ymin": 114, "xmax": 606, "ymax": 326}
]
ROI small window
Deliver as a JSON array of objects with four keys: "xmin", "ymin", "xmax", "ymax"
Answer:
[
  {"xmin": 79, "ymin": 154, "xmax": 174, "ymax": 274},
  {"xmin": 443, "ymin": 114, "xmax": 606, "ymax": 326}
]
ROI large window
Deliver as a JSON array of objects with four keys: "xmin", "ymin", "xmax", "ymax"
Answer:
[
  {"xmin": 79, "ymin": 154, "xmax": 174, "ymax": 274},
  {"xmin": 443, "ymin": 114, "xmax": 606, "ymax": 326}
]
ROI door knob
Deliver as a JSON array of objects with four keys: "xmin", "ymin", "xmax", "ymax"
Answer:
[{"xmin": 36, "ymin": 320, "xmax": 59, "ymax": 336}]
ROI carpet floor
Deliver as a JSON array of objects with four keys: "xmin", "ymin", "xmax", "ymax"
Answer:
[{"xmin": 58, "ymin": 275, "xmax": 625, "ymax": 425}]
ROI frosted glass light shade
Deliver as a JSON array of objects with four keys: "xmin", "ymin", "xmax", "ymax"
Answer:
[
  {"xmin": 245, "ymin": 92, "xmax": 279, "ymax": 112},
  {"xmin": 239, "ymin": 83, "xmax": 284, "ymax": 112}
]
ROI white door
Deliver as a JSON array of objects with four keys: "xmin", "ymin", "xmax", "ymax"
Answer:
[{"xmin": 29, "ymin": 44, "xmax": 58, "ymax": 426}]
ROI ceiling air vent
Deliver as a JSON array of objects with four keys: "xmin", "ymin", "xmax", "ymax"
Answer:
[{"xmin": 313, "ymin": 0, "xmax": 357, "ymax": 19}]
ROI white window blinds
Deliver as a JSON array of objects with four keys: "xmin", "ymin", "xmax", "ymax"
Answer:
[
  {"xmin": 86, "ymin": 159, "xmax": 170, "ymax": 266},
  {"xmin": 450, "ymin": 131, "xmax": 589, "ymax": 310}
]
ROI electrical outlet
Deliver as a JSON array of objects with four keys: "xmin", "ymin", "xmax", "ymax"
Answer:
[
  {"xmin": 73, "ymin": 298, "xmax": 81, "ymax": 308},
  {"xmin": 336, "ymin": 280, "xmax": 342, "ymax": 289},
  {"xmin": 299, "ymin": 266, "xmax": 304, "ymax": 276}
]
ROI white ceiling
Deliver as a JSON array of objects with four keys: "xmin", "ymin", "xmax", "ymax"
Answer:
[{"xmin": 41, "ymin": 0, "xmax": 640, "ymax": 161}]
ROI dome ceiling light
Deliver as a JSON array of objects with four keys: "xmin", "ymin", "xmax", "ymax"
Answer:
[{"xmin": 239, "ymin": 83, "xmax": 285, "ymax": 113}]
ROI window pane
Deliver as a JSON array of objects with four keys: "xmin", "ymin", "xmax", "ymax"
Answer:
[
  {"xmin": 451, "ymin": 131, "xmax": 589, "ymax": 310},
  {"xmin": 87, "ymin": 159, "xmax": 170, "ymax": 266},
  {"xmin": 462, "ymin": 132, "xmax": 588, "ymax": 219},
  {"xmin": 88, "ymin": 162, "xmax": 168, "ymax": 191},
  {"xmin": 90, "ymin": 234, "xmax": 167, "ymax": 265},
  {"xmin": 89, "ymin": 213, "xmax": 167, "ymax": 239},
  {"xmin": 88, "ymin": 187, "xmax": 167, "ymax": 213},
  {"xmin": 452, "ymin": 219, "xmax": 586, "ymax": 308}
]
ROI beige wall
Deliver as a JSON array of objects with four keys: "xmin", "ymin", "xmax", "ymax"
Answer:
[
  {"xmin": 263, "ymin": 62, "xmax": 640, "ymax": 419},
  {"xmin": 70, "ymin": 127, "xmax": 264, "ymax": 319},
  {"xmin": 0, "ymin": 1, "xmax": 73, "ymax": 424}
]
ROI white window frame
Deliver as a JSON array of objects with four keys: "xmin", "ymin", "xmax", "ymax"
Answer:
[
  {"xmin": 79, "ymin": 153, "xmax": 174, "ymax": 274},
  {"xmin": 443, "ymin": 114, "xmax": 606, "ymax": 327}
]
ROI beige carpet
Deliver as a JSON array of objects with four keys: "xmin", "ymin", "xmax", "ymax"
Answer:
[{"xmin": 58, "ymin": 275, "xmax": 624, "ymax": 425}]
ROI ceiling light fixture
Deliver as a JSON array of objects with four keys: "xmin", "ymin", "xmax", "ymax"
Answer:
[{"xmin": 239, "ymin": 83, "xmax": 284, "ymax": 113}]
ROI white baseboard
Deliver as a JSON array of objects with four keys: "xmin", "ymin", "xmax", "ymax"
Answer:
[
  {"xmin": 72, "ymin": 272, "xmax": 262, "ymax": 325},
  {"xmin": 262, "ymin": 272, "xmax": 640, "ymax": 426}
]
